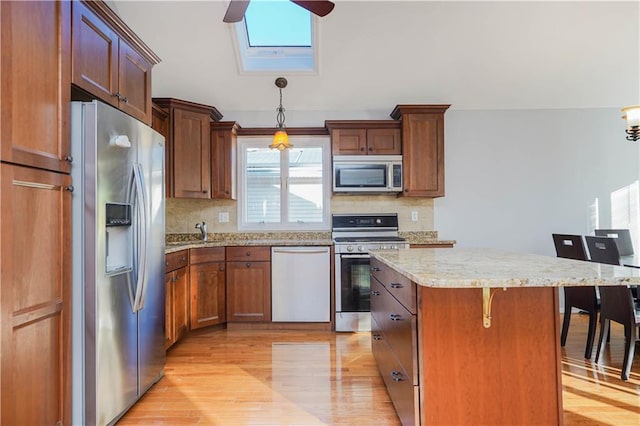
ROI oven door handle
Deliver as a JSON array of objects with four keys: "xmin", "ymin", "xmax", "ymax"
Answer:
[{"xmin": 339, "ymin": 254, "xmax": 370, "ymax": 259}]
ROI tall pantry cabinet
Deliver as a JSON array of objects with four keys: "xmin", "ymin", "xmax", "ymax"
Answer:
[{"xmin": 0, "ymin": 1, "xmax": 72, "ymax": 425}]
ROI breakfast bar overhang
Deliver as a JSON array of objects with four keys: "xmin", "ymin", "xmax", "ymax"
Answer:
[{"xmin": 369, "ymin": 247, "xmax": 640, "ymax": 426}]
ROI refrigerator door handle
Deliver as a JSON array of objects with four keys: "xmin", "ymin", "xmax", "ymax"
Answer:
[
  {"xmin": 134, "ymin": 163, "xmax": 150, "ymax": 311},
  {"xmin": 130, "ymin": 163, "xmax": 149, "ymax": 313}
]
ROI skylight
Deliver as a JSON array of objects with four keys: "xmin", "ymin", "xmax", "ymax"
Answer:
[{"xmin": 232, "ymin": 0, "xmax": 317, "ymax": 73}]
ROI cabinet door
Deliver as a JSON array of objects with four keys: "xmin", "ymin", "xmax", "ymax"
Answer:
[
  {"xmin": 402, "ymin": 113, "xmax": 444, "ymax": 197},
  {"xmin": 164, "ymin": 272, "xmax": 175, "ymax": 348},
  {"xmin": 226, "ymin": 261, "xmax": 271, "ymax": 322},
  {"xmin": 173, "ymin": 266, "xmax": 190, "ymax": 339},
  {"xmin": 211, "ymin": 127, "xmax": 237, "ymax": 199},
  {"xmin": 367, "ymin": 128, "xmax": 401, "ymax": 155},
  {"xmin": 71, "ymin": 0, "xmax": 118, "ymax": 107},
  {"xmin": 0, "ymin": 164, "xmax": 71, "ymax": 426},
  {"xmin": 189, "ymin": 262, "xmax": 225, "ymax": 329},
  {"xmin": 172, "ymin": 109, "xmax": 211, "ymax": 198},
  {"xmin": 118, "ymin": 39, "xmax": 152, "ymax": 125},
  {"xmin": 0, "ymin": 0, "xmax": 71, "ymax": 173},
  {"xmin": 331, "ymin": 129, "xmax": 367, "ymax": 155}
]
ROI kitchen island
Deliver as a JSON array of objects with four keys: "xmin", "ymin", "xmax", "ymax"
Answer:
[{"xmin": 369, "ymin": 247, "xmax": 640, "ymax": 426}]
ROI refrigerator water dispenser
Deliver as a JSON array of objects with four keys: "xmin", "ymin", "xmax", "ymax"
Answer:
[{"xmin": 105, "ymin": 203, "xmax": 132, "ymax": 274}]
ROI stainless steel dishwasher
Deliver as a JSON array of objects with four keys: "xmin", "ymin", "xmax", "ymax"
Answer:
[{"xmin": 271, "ymin": 246, "xmax": 331, "ymax": 322}]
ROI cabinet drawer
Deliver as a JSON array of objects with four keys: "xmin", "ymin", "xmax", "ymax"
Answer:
[
  {"xmin": 226, "ymin": 246, "xmax": 270, "ymax": 262},
  {"xmin": 165, "ymin": 250, "xmax": 188, "ymax": 272},
  {"xmin": 190, "ymin": 247, "xmax": 225, "ymax": 264},
  {"xmin": 373, "ymin": 326, "xmax": 419, "ymax": 426},
  {"xmin": 371, "ymin": 257, "xmax": 416, "ymax": 314},
  {"xmin": 371, "ymin": 277, "xmax": 417, "ymax": 385}
]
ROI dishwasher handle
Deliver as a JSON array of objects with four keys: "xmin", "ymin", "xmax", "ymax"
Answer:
[{"xmin": 272, "ymin": 247, "xmax": 329, "ymax": 254}]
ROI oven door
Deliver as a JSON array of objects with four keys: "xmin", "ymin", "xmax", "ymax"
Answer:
[{"xmin": 336, "ymin": 253, "xmax": 371, "ymax": 313}]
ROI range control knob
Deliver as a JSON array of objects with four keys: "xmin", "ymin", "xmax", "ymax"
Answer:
[
  {"xmin": 380, "ymin": 245, "xmax": 388, "ymax": 250},
  {"xmin": 346, "ymin": 245, "xmax": 354, "ymax": 252},
  {"xmin": 375, "ymin": 218, "xmax": 382, "ymax": 224},
  {"xmin": 357, "ymin": 245, "xmax": 364, "ymax": 252},
  {"xmin": 391, "ymin": 245, "xmax": 398, "ymax": 249}
]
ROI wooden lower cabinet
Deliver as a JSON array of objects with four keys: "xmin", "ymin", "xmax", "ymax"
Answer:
[
  {"xmin": 226, "ymin": 246, "xmax": 271, "ymax": 322},
  {"xmin": 189, "ymin": 247, "xmax": 226, "ymax": 329},
  {"xmin": 0, "ymin": 163, "xmax": 72, "ymax": 425},
  {"xmin": 165, "ymin": 250, "xmax": 189, "ymax": 348}
]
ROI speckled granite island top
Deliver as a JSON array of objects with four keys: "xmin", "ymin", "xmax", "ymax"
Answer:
[{"xmin": 370, "ymin": 247, "xmax": 640, "ymax": 288}]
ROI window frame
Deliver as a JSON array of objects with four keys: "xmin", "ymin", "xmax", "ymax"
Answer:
[
  {"xmin": 230, "ymin": 15, "xmax": 319, "ymax": 74},
  {"xmin": 237, "ymin": 136, "xmax": 331, "ymax": 231}
]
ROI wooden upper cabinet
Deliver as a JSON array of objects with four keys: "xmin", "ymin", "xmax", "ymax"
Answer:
[
  {"xmin": 390, "ymin": 105, "xmax": 450, "ymax": 198},
  {"xmin": 71, "ymin": 0, "xmax": 159, "ymax": 125},
  {"xmin": 0, "ymin": 0, "xmax": 72, "ymax": 173},
  {"xmin": 211, "ymin": 121, "xmax": 238, "ymax": 200},
  {"xmin": 0, "ymin": 163, "xmax": 72, "ymax": 426},
  {"xmin": 153, "ymin": 98, "xmax": 223, "ymax": 199},
  {"xmin": 326, "ymin": 121, "xmax": 401, "ymax": 155}
]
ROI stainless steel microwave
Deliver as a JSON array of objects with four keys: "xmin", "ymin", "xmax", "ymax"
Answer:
[{"xmin": 333, "ymin": 155, "xmax": 403, "ymax": 193}]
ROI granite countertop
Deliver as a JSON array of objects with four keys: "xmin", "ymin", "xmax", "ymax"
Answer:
[
  {"xmin": 165, "ymin": 231, "xmax": 455, "ymax": 254},
  {"xmin": 370, "ymin": 247, "xmax": 640, "ymax": 288}
]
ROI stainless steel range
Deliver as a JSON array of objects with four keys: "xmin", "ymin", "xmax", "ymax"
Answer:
[{"xmin": 332, "ymin": 213, "xmax": 409, "ymax": 332}]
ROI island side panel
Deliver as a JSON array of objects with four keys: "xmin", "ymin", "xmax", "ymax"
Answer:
[{"xmin": 418, "ymin": 286, "xmax": 563, "ymax": 426}]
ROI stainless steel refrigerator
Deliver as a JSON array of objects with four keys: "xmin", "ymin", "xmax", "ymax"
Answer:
[{"xmin": 71, "ymin": 100, "xmax": 166, "ymax": 426}]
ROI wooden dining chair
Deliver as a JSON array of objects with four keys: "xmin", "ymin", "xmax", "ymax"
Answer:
[
  {"xmin": 585, "ymin": 236, "xmax": 621, "ymax": 266},
  {"xmin": 552, "ymin": 234, "xmax": 599, "ymax": 358},
  {"xmin": 595, "ymin": 285, "xmax": 640, "ymax": 380}
]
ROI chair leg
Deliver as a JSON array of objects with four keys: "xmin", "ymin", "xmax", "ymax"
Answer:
[
  {"xmin": 621, "ymin": 324, "xmax": 637, "ymax": 381},
  {"xmin": 561, "ymin": 304, "xmax": 572, "ymax": 346},
  {"xmin": 595, "ymin": 318, "xmax": 609, "ymax": 364},
  {"xmin": 584, "ymin": 310, "xmax": 597, "ymax": 359}
]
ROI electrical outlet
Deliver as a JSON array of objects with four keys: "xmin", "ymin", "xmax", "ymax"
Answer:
[
  {"xmin": 218, "ymin": 212, "xmax": 229, "ymax": 223},
  {"xmin": 411, "ymin": 211, "xmax": 419, "ymax": 222}
]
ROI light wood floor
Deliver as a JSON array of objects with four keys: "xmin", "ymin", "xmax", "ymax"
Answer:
[{"xmin": 119, "ymin": 315, "xmax": 639, "ymax": 425}]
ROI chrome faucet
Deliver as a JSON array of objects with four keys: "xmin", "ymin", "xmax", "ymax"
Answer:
[{"xmin": 195, "ymin": 221, "xmax": 207, "ymax": 242}]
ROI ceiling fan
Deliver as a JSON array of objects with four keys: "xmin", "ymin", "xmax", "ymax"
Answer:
[{"xmin": 223, "ymin": 0, "xmax": 335, "ymax": 23}]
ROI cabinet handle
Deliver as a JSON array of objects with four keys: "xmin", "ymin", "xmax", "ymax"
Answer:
[
  {"xmin": 373, "ymin": 334, "xmax": 382, "ymax": 341},
  {"xmin": 390, "ymin": 283, "xmax": 403, "ymax": 289},
  {"xmin": 64, "ymin": 155, "xmax": 73, "ymax": 163},
  {"xmin": 64, "ymin": 185, "xmax": 74, "ymax": 192},
  {"xmin": 371, "ymin": 290, "xmax": 380, "ymax": 296},
  {"xmin": 391, "ymin": 371, "xmax": 404, "ymax": 382},
  {"xmin": 245, "ymin": 262, "xmax": 251, "ymax": 268},
  {"xmin": 389, "ymin": 313, "xmax": 402, "ymax": 321}
]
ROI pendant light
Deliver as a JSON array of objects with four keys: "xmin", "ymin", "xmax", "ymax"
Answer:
[
  {"xmin": 622, "ymin": 105, "xmax": 640, "ymax": 141},
  {"xmin": 269, "ymin": 77, "xmax": 293, "ymax": 151}
]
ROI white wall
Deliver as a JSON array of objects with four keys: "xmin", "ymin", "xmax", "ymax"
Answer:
[{"xmin": 435, "ymin": 108, "xmax": 640, "ymax": 256}]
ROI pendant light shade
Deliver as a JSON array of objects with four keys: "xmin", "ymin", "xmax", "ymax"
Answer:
[
  {"xmin": 622, "ymin": 105, "xmax": 640, "ymax": 141},
  {"xmin": 269, "ymin": 77, "xmax": 293, "ymax": 150}
]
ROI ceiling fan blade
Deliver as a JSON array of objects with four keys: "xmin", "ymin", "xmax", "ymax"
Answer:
[
  {"xmin": 223, "ymin": 0, "xmax": 250, "ymax": 23},
  {"xmin": 290, "ymin": 0, "xmax": 335, "ymax": 17}
]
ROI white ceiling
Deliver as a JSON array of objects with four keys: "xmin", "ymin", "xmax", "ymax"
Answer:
[{"xmin": 112, "ymin": 1, "xmax": 639, "ymax": 121}]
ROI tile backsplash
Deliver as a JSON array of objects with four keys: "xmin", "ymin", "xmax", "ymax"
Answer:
[{"xmin": 166, "ymin": 195, "xmax": 434, "ymax": 234}]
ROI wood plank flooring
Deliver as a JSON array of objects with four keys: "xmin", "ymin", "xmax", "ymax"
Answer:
[{"xmin": 119, "ymin": 315, "xmax": 639, "ymax": 425}]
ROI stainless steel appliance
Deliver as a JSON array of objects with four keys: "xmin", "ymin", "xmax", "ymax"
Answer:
[
  {"xmin": 333, "ymin": 213, "xmax": 409, "ymax": 332},
  {"xmin": 71, "ymin": 100, "xmax": 166, "ymax": 426},
  {"xmin": 271, "ymin": 246, "xmax": 331, "ymax": 322},
  {"xmin": 333, "ymin": 155, "xmax": 403, "ymax": 193}
]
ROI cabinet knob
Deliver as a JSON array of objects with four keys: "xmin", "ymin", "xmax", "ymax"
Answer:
[
  {"xmin": 389, "ymin": 313, "xmax": 402, "ymax": 321},
  {"xmin": 371, "ymin": 267, "xmax": 380, "ymax": 272},
  {"xmin": 180, "ymin": 256, "xmax": 186, "ymax": 262},
  {"xmin": 122, "ymin": 97, "xmax": 128, "ymax": 104},
  {"xmin": 202, "ymin": 190, "xmax": 208, "ymax": 194},
  {"xmin": 165, "ymin": 261, "xmax": 169, "ymax": 266},
  {"xmin": 391, "ymin": 371, "xmax": 403, "ymax": 382},
  {"xmin": 371, "ymin": 290, "xmax": 380, "ymax": 296},
  {"xmin": 390, "ymin": 283, "xmax": 403, "ymax": 289},
  {"xmin": 246, "ymin": 251, "xmax": 251, "ymax": 257},
  {"xmin": 404, "ymin": 189, "xmax": 409, "ymax": 193},
  {"xmin": 360, "ymin": 147, "xmax": 365, "ymax": 151},
  {"xmin": 64, "ymin": 185, "xmax": 74, "ymax": 192},
  {"xmin": 245, "ymin": 262, "xmax": 251, "ymax": 268},
  {"xmin": 113, "ymin": 92, "xmax": 122, "ymax": 99},
  {"xmin": 219, "ymin": 266, "xmax": 225, "ymax": 271},
  {"xmin": 373, "ymin": 334, "xmax": 382, "ymax": 341},
  {"xmin": 368, "ymin": 147, "xmax": 373, "ymax": 151},
  {"xmin": 64, "ymin": 155, "xmax": 73, "ymax": 163}
]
